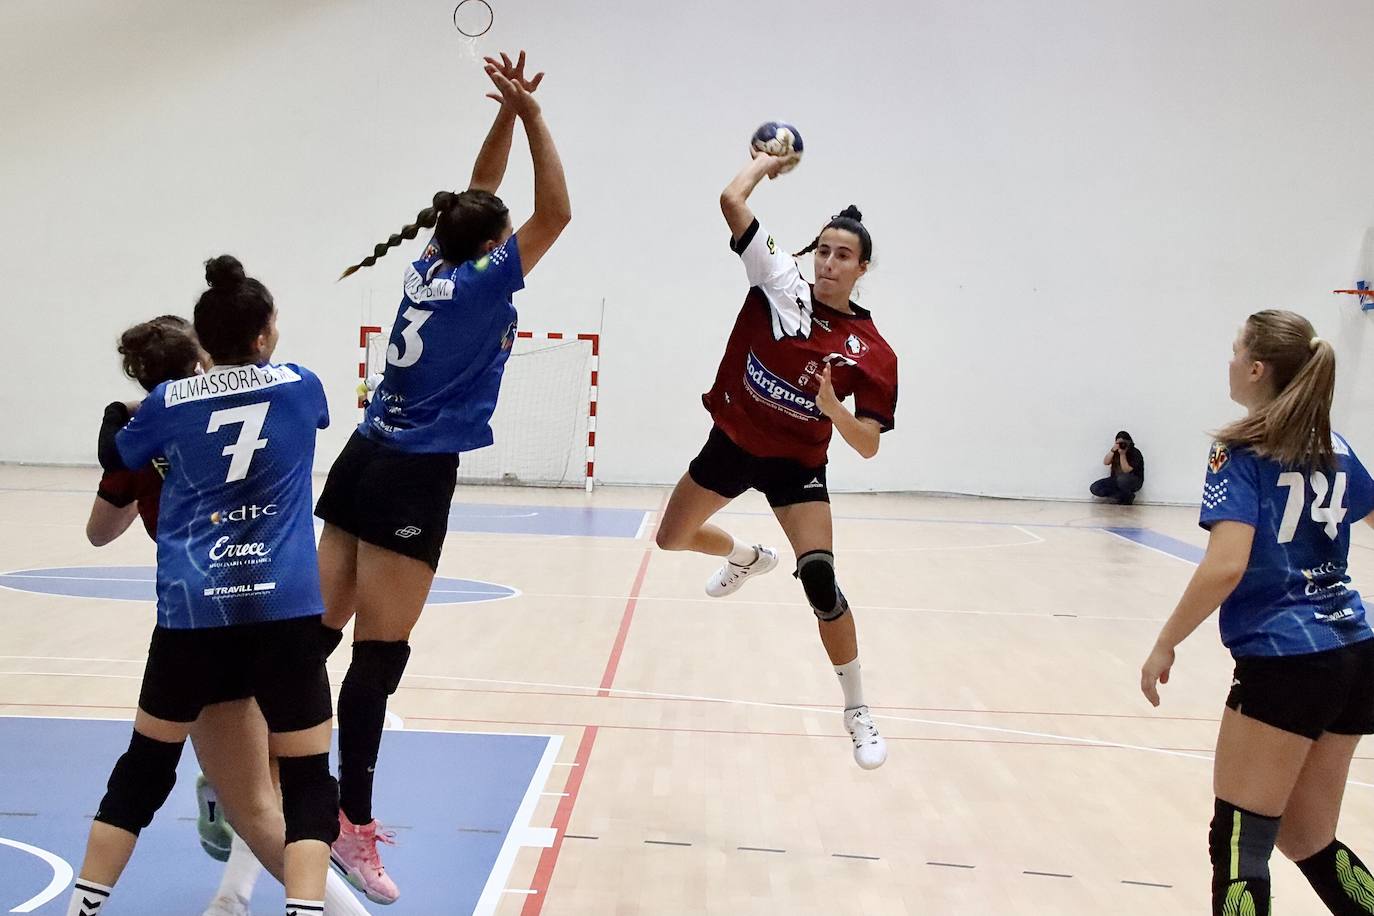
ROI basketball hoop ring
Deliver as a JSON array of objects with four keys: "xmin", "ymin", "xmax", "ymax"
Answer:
[{"xmin": 453, "ymin": 0, "xmax": 493, "ymax": 37}]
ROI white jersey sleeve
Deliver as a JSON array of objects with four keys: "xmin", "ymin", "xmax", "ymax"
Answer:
[{"xmin": 730, "ymin": 219, "xmax": 813, "ymax": 339}]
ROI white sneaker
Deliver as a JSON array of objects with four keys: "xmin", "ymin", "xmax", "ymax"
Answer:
[
  {"xmin": 705, "ymin": 545, "xmax": 778, "ymax": 597},
  {"xmin": 844, "ymin": 706, "xmax": 887, "ymax": 770},
  {"xmin": 202, "ymin": 896, "xmax": 251, "ymax": 916}
]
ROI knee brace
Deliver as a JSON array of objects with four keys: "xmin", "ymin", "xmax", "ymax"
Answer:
[
  {"xmin": 317, "ymin": 621, "xmax": 344, "ymax": 659},
  {"xmin": 94, "ymin": 731, "xmax": 184, "ymax": 835},
  {"xmin": 1209, "ymin": 798, "xmax": 1278, "ymax": 916},
  {"xmin": 344, "ymin": 640, "xmax": 411, "ymax": 696},
  {"xmin": 278, "ymin": 752, "xmax": 340, "ymax": 845},
  {"xmin": 795, "ymin": 550, "xmax": 850, "ymax": 622}
]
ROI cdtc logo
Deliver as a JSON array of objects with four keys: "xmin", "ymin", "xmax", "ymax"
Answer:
[{"xmin": 211, "ymin": 504, "xmax": 279, "ymax": 525}]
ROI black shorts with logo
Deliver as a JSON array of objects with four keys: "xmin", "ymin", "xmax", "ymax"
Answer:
[
  {"xmin": 687, "ymin": 426, "xmax": 829, "ymax": 508},
  {"xmin": 315, "ymin": 430, "xmax": 458, "ymax": 571},
  {"xmin": 1226, "ymin": 638, "xmax": 1374, "ymax": 740},
  {"xmin": 138, "ymin": 614, "xmax": 333, "ymax": 732}
]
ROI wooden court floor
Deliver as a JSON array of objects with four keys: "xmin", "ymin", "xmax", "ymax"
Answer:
[{"xmin": 4, "ymin": 464, "xmax": 1374, "ymax": 915}]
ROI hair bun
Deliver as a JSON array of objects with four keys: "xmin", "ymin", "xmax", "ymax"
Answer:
[
  {"xmin": 837, "ymin": 205, "xmax": 863, "ymax": 222},
  {"xmin": 204, "ymin": 255, "xmax": 246, "ymax": 290}
]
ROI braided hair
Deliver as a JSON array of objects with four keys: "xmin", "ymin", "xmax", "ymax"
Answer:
[
  {"xmin": 340, "ymin": 189, "xmax": 510, "ymax": 280},
  {"xmin": 792, "ymin": 205, "xmax": 873, "ymax": 262}
]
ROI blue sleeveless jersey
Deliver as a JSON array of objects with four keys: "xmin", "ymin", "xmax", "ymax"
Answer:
[{"xmin": 115, "ymin": 363, "xmax": 329, "ymax": 629}]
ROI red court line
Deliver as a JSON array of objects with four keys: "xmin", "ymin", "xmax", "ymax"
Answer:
[
  {"xmin": 522, "ymin": 492, "xmax": 667, "ymax": 914},
  {"xmin": 521, "ymin": 724, "xmax": 597, "ymax": 916},
  {"xmin": 597, "ymin": 491, "xmax": 669, "ymax": 697}
]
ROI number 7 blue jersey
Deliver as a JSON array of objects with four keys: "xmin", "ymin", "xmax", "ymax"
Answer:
[
  {"xmin": 1200, "ymin": 434, "xmax": 1374, "ymax": 657},
  {"xmin": 115, "ymin": 363, "xmax": 330, "ymax": 629}
]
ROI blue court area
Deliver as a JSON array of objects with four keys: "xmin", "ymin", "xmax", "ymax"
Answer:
[
  {"xmin": 0, "ymin": 568, "xmax": 516, "ymax": 605},
  {"xmin": 1103, "ymin": 527, "xmax": 1206, "ymax": 563},
  {"xmin": 448, "ymin": 502, "xmax": 646, "ymax": 538},
  {"xmin": 0, "ymin": 716, "xmax": 555, "ymax": 915}
]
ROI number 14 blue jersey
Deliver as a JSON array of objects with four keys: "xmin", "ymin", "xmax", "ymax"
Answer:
[
  {"xmin": 1200, "ymin": 433, "xmax": 1374, "ymax": 657},
  {"xmin": 115, "ymin": 363, "xmax": 329, "ymax": 630}
]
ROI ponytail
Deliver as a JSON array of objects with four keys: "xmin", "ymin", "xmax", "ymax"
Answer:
[{"xmin": 1215, "ymin": 311, "xmax": 1336, "ymax": 470}]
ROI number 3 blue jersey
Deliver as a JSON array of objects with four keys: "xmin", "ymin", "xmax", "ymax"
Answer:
[
  {"xmin": 115, "ymin": 363, "xmax": 330, "ymax": 629},
  {"xmin": 361, "ymin": 235, "xmax": 525, "ymax": 454},
  {"xmin": 1200, "ymin": 434, "xmax": 1374, "ymax": 657}
]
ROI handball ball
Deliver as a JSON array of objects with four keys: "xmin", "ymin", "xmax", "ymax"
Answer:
[{"xmin": 750, "ymin": 121, "xmax": 803, "ymax": 173}]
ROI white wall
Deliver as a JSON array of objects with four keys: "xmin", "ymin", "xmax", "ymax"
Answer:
[{"xmin": 3, "ymin": 0, "xmax": 1373, "ymax": 504}]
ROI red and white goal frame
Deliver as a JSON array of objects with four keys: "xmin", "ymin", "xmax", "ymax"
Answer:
[{"xmin": 358, "ymin": 325, "xmax": 601, "ymax": 492}]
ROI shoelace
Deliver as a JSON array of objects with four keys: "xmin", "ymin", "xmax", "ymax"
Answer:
[
  {"xmin": 356, "ymin": 824, "xmax": 397, "ymax": 869},
  {"xmin": 849, "ymin": 711, "xmax": 879, "ymax": 744}
]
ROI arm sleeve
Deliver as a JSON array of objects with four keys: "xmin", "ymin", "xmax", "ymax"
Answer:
[
  {"xmin": 113, "ymin": 395, "xmax": 166, "ymax": 472},
  {"xmin": 852, "ymin": 363, "xmax": 898, "ymax": 432},
  {"xmin": 96, "ymin": 469, "xmax": 137, "ymax": 507},
  {"xmin": 1340, "ymin": 439, "xmax": 1374, "ymax": 522},
  {"xmin": 97, "ymin": 401, "xmax": 132, "ymax": 472},
  {"xmin": 729, "ymin": 219, "xmax": 813, "ymax": 339},
  {"xmin": 1199, "ymin": 442, "xmax": 1260, "ymax": 530},
  {"xmin": 304, "ymin": 367, "xmax": 330, "ymax": 430}
]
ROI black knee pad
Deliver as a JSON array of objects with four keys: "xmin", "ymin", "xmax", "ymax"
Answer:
[
  {"xmin": 94, "ymin": 731, "xmax": 184, "ymax": 835},
  {"xmin": 344, "ymin": 640, "xmax": 411, "ymax": 696},
  {"xmin": 1210, "ymin": 798, "xmax": 1278, "ymax": 915},
  {"xmin": 318, "ymin": 621, "xmax": 344, "ymax": 659},
  {"xmin": 795, "ymin": 550, "xmax": 849, "ymax": 622},
  {"xmin": 278, "ymin": 752, "xmax": 340, "ymax": 845}
]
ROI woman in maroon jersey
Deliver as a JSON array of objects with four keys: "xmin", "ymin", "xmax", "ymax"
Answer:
[
  {"xmin": 655, "ymin": 151, "xmax": 899, "ymax": 770},
  {"xmin": 87, "ymin": 316, "xmax": 202, "ymax": 545}
]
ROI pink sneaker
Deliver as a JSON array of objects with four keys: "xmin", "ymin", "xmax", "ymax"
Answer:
[{"xmin": 330, "ymin": 811, "xmax": 399, "ymax": 905}]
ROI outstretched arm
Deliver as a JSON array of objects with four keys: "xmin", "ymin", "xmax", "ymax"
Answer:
[
  {"xmin": 486, "ymin": 59, "xmax": 570, "ymax": 276},
  {"xmin": 470, "ymin": 52, "xmax": 543, "ymax": 193},
  {"xmin": 720, "ymin": 155, "xmax": 784, "ymax": 241}
]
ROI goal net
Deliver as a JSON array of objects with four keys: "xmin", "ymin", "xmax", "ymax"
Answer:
[{"xmin": 360, "ymin": 326, "xmax": 598, "ymax": 490}]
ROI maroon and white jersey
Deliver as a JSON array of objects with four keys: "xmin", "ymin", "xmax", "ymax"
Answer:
[{"xmin": 702, "ymin": 219, "xmax": 899, "ymax": 466}]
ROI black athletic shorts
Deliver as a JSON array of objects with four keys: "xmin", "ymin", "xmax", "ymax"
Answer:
[
  {"xmin": 138, "ymin": 614, "xmax": 334, "ymax": 732},
  {"xmin": 315, "ymin": 430, "xmax": 458, "ymax": 571},
  {"xmin": 1226, "ymin": 639, "xmax": 1374, "ymax": 740},
  {"xmin": 687, "ymin": 426, "xmax": 829, "ymax": 508}
]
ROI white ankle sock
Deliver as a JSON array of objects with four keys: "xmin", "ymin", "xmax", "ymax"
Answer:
[
  {"xmin": 67, "ymin": 879, "xmax": 112, "ymax": 916},
  {"xmin": 834, "ymin": 658, "xmax": 865, "ymax": 710},
  {"xmin": 286, "ymin": 899, "xmax": 324, "ymax": 916},
  {"xmin": 325, "ymin": 868, "xmax": 370, "ymax": 915},
  {"xmin": 214, "ymin": 832, "xmax": 262, "ymax": 903},
  {"xmin": 727, "ymin": 538, "xmax": 758, "ymax": 566}
]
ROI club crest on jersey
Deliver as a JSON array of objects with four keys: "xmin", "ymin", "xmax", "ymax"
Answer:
[
  {"xmin": 744, "ymin": 350, "xmax": 822, "ymax": 421},
  {"xmin": 844, "ymin": 334, "xmax": 868, "ymax": 358},
  {"xmin": 1208, "ymin": 441, "xmax": 1230, "ymax": 473}
]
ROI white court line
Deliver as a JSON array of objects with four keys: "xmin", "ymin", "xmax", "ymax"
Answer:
[
  {"xmin": 845, "ymin": 525, "xmax": 1045, "ymax": 553},
  {"xmin": 634, "ymin": 510, "xmax": 653, "ymax": 541},
  {"xmin": 472, "ymin": 733, "xmax": 563, "ymax": 916},
  {"xmin": 0, "ymin": 836, "xmax": 74, "ymax": 913},
  {"xmin": 390, "ymin": 672, "xmax": 1374, "ymax": 788}
]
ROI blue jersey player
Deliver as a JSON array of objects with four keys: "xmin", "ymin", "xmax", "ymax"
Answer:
[
  {"xmin": 72, "ymin": 257, "xmax": 339, "ymax": 916},
  {"xmin": 313, "ymin": 51, "xmax": 571, "ymax": 902},
  {"xmin": 1142, "ymin": 310, "xmax": 1374, "ymax": 916}
]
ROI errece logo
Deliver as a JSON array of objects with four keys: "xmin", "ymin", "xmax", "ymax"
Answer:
[
  {"xmin": 209, "ymin": 537, "xmax": 271, "ymax": 561},
  {"xmin": 396, "ymin": 526, "xmax": 422, "ymax": 539}
]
